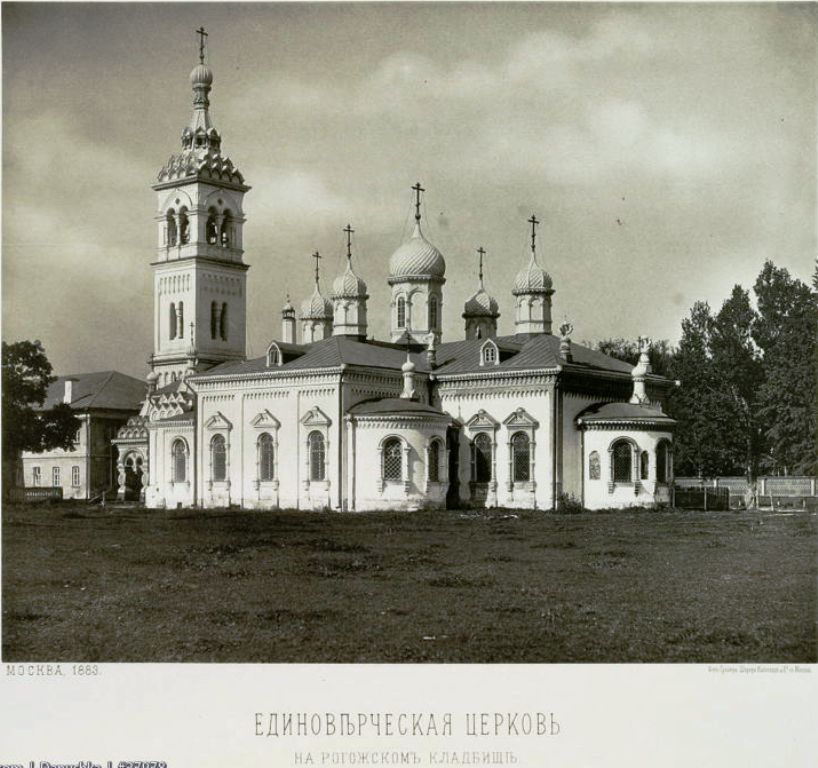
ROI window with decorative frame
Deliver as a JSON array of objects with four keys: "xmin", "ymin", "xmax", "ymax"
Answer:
[
  {"xmin": 511, "ymin": 432, "xmax": 531, "ymax": 482},
  {"xmin": 429, "ymin": 295, "xmax": 439, "ymax": 331},
  {"xmin": 382, "ymin": 437, "xmax": 403, "ymax": 482},
  {"xmin": 428, "ymin": 439, "xmax": 442, "ymax": 483},
  {"xmin": 397, "ymin": 297, "xmax": 406, "ymax": 329},
  {"xmin": 172, "ymin": 439, "xmax": 187, "ymax": 483},
  {"xmin": 611, "ymin": 440, "xmax": 633, "ymax": 482},
  {"xmin": 308, "ymin": 431, "xmax": 326, "ymax": 481},
  {"xmin": 472, "ymin": 433, "xmax": 492, "ymax": 482},
  {"xmin": 258, "ymin": 433, "xmax": 275, "ymax": 482},
  {"xmin": 211, "ymin": 434, "xmax": 227, "ymax": 482}
]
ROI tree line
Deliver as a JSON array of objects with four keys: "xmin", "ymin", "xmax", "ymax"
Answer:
[{"xmin": 597, "ymin": 261, "xmax": 817, "ymax": 479}]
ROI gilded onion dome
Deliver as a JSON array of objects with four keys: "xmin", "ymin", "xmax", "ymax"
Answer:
[{"xmin": 388, "ymin": 222, "xmax": 446, "ymax": 282}]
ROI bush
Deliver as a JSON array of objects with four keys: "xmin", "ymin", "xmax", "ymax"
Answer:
[{"xmin": 555, "ymin": 493, "xmax": 586, "ymax": 515}]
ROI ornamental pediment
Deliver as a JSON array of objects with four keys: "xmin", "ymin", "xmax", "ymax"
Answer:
[
  {"xmin": 250, "ymin": 409, "xmax": 281, "ymax": 430},
  {"xmin": 301, "ymin": 406, "xmax": 332, "ymax": 428},
  {"xmin": 465, "ymin": 409, "xmax": 499, "ymax": 431},
  {"xmin": 502, "ymin": 407, "xmax": 539, "ymax": 429},
  {"xmin": 204, "ymin": 411, "xmax": 232, "ymax": 431}
]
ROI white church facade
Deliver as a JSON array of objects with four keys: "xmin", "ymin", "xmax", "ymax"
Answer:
[{"xmin": 113, "ymin": 38, "xmax": 676, "ymax": 512}]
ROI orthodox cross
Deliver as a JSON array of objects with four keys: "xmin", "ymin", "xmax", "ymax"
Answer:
[
  {"xmin": 477, "ymin": 247, "xmax": 486, "ymax": 285},
  {"xmin": 528, "ymin": 214, "xmax": 540, "ymax": 253},
  {"xmin": 412, "ymin": 182, "xmax": 425, "ymax": 222},
  {"xmin": 343, "ymin": 224, "xmax": 354, "ymax": 264},
  {"xmin": 196, "ymin": 27, "xmax": 208, "ymax": 65},
  {"xmin": 312, "ymin": 251, "xmax": 321, "ymax": 286}
]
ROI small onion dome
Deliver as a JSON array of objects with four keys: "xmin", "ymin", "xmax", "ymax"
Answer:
[
  {"xmin": 190, "ymin": 63, "xmax": 214, "ymax": 86},
  {"xmin": 146, "ymin": 370, "xmax": 160, "ymax": 384},
  {"xmin": 332, "ymin": 263, "xmax": 368, "ymax": 298},
  {"xmin": 388, "ymin": 222, "xmax": 446, "ymax": 281},
  {"xmin": 512, "ymin": 254, "xmax": 553, "ymax": 295},
  {"xmin": 282, "ymin": 296, "xmax": 295, "ymax": 314},
  {"xmin": 463, "ymin": 287, "xmax": 499, "ymax": 317},
  {"xmin": 300, "ymin": 285, "xmax": 333, "ymax": 319},
  {"xmin": 401, "ymin": 357, "xmax": 416, "ymax": 374}
]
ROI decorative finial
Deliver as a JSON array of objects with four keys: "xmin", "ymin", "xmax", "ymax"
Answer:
[
  {"xmin": 412, "ymin": 182, "xmax": 425, "ymax": 223},
  {"xmin": 477, "ymin": 246, "xmax": 486, "ymax": 287},
  {"xmin": 343, "ymin": 224, "xmax": 354, "ymax": 264},
  {"xmin": 559, "ymin": 317, "xmax": 573, "ymax": 339},
  {"xmin": 528, "ymin": 214, "xmax": 540, "ymax": 254},
  {"xmin": 312, "ymin": 251, "xmax": 321, "ymax": 287},
  {"xmin": 196, "ymin": 26, "xmax": 208, "ymax": 65}
]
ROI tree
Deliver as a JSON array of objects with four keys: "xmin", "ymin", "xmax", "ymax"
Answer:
[
  {"xmin": 752, "ymin": 262, "xmax": 817, "ymax": 474},
  {"xmin": 2, "ymin": 340, "xmax": 80, "ymax": 490},
  {"xmin": 596, "ymin": 337, "xmax": 675, "ymax": 377}
]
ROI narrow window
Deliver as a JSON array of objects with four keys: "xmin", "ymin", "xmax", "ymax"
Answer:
[
  {"xmin": 178, "ymin": 302, "xmax": 184, "ymax": 338},
  {"xmin": 259, "ymin": 433, "xmax": 275, "ymax": 482},
  {"xmin": 178, "ymin": 208, "xmax": 190, "ymax": 244},
  {"xmin": 397, "ymin": 297, "xmax": 406, "ymax": 328},
  {"xmin": 429, "ymin": 295, "xmax": 439, "ymax": 331},
  {"xmin": 221, "ymin": 211, "xmax": 232, "ymax": 247},
  {"xmin": 172, "ymin": 439, "xmax": 187, "ymax": 483},
  {"xmin": 640, "ymin": 450, "xmax": 649, "ymax": 481},
  {"xmin": 382, "ymin": 438, "xmax": 403, "ymax": 482},
  {"xmin": 206, "ymin": 210, "xmax": 219, "ymax": 244},
  {"xmin": 472, "ymin": 433, "xmax": 492, "ymax": 482},
  {"xmin": 211, "ymin": 302, "xmax": 218, "ymax": 340},
  {"xmin": 511, "ymin": 432, "xmax": 530, "ymax": 482},
  {"xmin": 211, "ymin": 434, "xmax": 226, "ymax": 482},
  {"xmin": 612, "ymin": 440, "xmax": 632, "ymax": 482},
  {"xmin": 308, "ymin": 431, "xmax": 325, "ymax": 481},
  {"xmin": 220, "ymin": 302, "xmax": 228, "ymax": 341},
  {"xmin": 32, "ymin": 466, "xmax": 41, "ymax": 486},
  {"xmin": 429, "ymin": 440, "xmax": 441, "ymax": 483},
  {"xmin": 72, "ymin": 466, "xmax": 80, "ymax": 487},
  {"xmin": 166, "ymin": 210, "xmax": 177, "ymax": 246},
  {"xmin": 52, "ymin": 466, "xmax": 61, "ymax": 487},
  {"xmin": 589, "ymin": 451, "xmax": 601, "ymax": 480},
  {"xmin": 169, "ymin": 302, "xmax": 177, "ymax": 339}
]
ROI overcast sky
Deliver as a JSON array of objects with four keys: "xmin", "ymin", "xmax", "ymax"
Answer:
[{"xmin": 3, "ymin": 2, "xmax": 815, "ymax": 378}]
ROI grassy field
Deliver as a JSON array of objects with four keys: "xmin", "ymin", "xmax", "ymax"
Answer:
[{"xmin": 2, "ymin": 503, "xmax": 815, "ymax": 663}]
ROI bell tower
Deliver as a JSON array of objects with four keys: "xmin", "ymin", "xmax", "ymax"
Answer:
[{"xmin": 150, "ymin": 29, "xmax": 251, "ymax": 386}]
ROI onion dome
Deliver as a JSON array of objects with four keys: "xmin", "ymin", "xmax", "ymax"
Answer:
[
  {"xmin": 146, "ymin": 370, "xmax": 160, "ymax": 384},
  {"xmin": 512, "ymin": 253, "xmax": 553, "ymax": 295},
  {"xmin": 388, "ymin": 222, "xmax": 446, "ymax": 282},
  {"xmin": 464, "ymin": 287, "xmax": 500, "ymax": 317},
  {"xmin": 282, "ymin": 295, "xmax": 295, "ymax": 315},
  {"xmin": 301, "ymin": 285, "xmax": 333, "ymax": 319},
  {"xmin": 333, "ymin": 263, "xmax": 368, "ymax": 298},
  {"xmin": 190, "ymin": 63, "xmax": 214, "ymax": 86}
]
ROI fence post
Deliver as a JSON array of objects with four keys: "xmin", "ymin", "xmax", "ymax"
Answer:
[{"xmin": 704, "ymin": 485, "xmax": 708, "ymax": 512}]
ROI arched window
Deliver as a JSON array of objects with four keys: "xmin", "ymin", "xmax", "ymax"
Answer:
[
  {"xmin": 178, "ymin": 301, "xmax": 184, "ymax": 338},
  {"xmin": 308, "ymin": 431, "xmax": 325, "ymax": 481},
  {"xmin": 612, "ymin": 440, "xmax": 632, "ymax": 482},
  {"xmin": 259, "ymin": 433, "xmax": 275, "ymax": 482},
  {"xmin": 429, "ymin": 439, "xmax": 441, "ymax": 483},
  {"xmin": 481, "ymin": 342, "xmax": 497, "ymax": 366},
  {"xmin": 472, "ymin": 433, "xmax": 492, "ymax": 483},
  {"xmin": 166, "ymin": 210, "xmax": 177, "ymax": 246},
  {"xmin": 589, "ymin": 451, "xmax": 601, "ymax": 480},
  {"xmin": 211, "ymin": 434, "xmax": 226, "ymax": 482},
  {"xmin": 172, "ymin": 439, "xmax": 187, "ymax": 483},
  {"xmin": 178, "ymin": 208, "xmax": 190, "ymax": 244},
  {"xmin": 211, "ymin": 302, "xmax": 218, "ymax": 340},
  {"xmin": 206, "ymin": 209, "xmax": 219, "ymax": 244},
  {"xmin": 169, "ymin": 302, "xmax": 177, "ymax": 339},
  {"xmin": 382, "ymin": 437, "xmax": 403, "ymax": 482},
  {"xmin": 657, "ymin": 440, "xmax": 671, "ymax": 483},
  {"xmin": 220, "ymin": 211, "xmax": 232, "ymax": 247},
  {"xmin": 511, "ymin": 432, "xmax": 530, "ymax": 482},
  {"xmin": 429, "ymin": 295, "xmax": 439, "ymax": 331},
  {"xmin": 397, "ymin": 297, "xmax": 406, "ymax": 328},
  {"xmin": 640, "ymin": 451, "xmax": 649, "ymax": 481},
  {"xmin": 220, "ymin": 302, "xmax": 228, "ymax": 341}
]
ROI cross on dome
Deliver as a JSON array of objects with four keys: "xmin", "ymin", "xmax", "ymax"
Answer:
[
  {"xmin": 196, "ymin": 26, "xmax": 208, "ymax": 65},
  {"xmin": 412, "ymin": 182, "xmax": 425, "ymax": 223},
  {"xmin": 343, "ymin": 224, "xmax": 354, "ymax": 263},
  {"xmin": 528, "ymin": 214, "xmax": 540, "ymax": 254}
]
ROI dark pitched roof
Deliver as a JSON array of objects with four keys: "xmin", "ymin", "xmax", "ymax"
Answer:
[
  {"xmin": 348, "ymin": 397, "xmax": 448, "ymax": 417},
  {"xmin": 42, "ymin": 371, "xmax": 145, "ymax": 412},
  {"xmin": 576, "ymin": 401, "xmax": 675, "ymax": 426},
  {"xmin": 195, "ymin": 336, "xmax": 430, "ymax": 378},
  {"xmin": 433, "ymin": 334, "xmax": 634, "ymax": 376}
]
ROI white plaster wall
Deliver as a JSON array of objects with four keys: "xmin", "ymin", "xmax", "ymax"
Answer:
[
  {"xmin": 145, "ymin": 424, "xmax": 195, "ymax": 509},
  {"xmin": 582, "ymin": 428, "xmax": 674, "ymax": 509}
]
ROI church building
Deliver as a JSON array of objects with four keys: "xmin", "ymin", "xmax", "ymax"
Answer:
[{"xmin": 113, "ymin": 35, "xmax": 675, "ymax": 512}]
